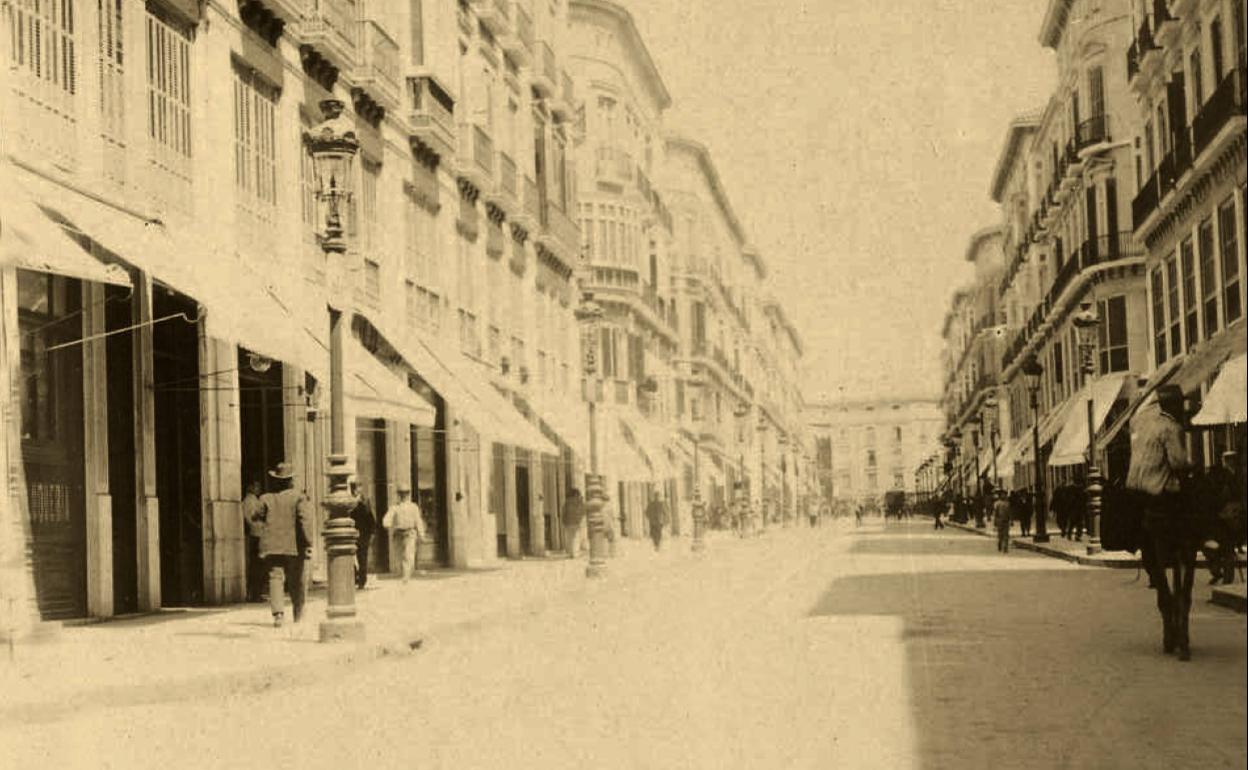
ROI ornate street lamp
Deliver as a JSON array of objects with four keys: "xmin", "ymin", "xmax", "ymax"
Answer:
[
  {"xmin": 1072, "ymin": 300, "xmax": 1103, "ymax": 554},
  {"xmin": 305, "ymin": 99, "xmax": 363, "ymax": 642},
  {"xmin": 733, "ymin": 401, "xmax": 751, "ymax": 536},
  {"xmin": 1021, "ymin": 354, "xmax": 1048, "ymax": 543},
  {"xmin": 757, "ymin": 413, "xmax": 769, "ymax": 532},
  {"xmin": 574, "ymin": 292, "xmax": 609, "ymax": 576}
]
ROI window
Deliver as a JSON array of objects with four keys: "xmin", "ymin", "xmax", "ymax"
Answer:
[
  {"xmin": 7, "ymin": 0, "xmax": 77, "ymax": 95},
  {"xmin": 866, "ymin": 450, "xmax": 877, "ymax": 468},
  {"xmin": 1166, "ymin": 255, "xmax": 1182, "ymax": 355},
  {"xmin": 1052, "ymin": 340, "xmax": 1064, "ymax": 394},
  {"xmin": 358, "ymin": 160, "xmax": 380, "ymax": 253},
  {"xmin": 98, "ymin": 0, "xmax": 124, "ymax": 146},
  {"xmin": 363, "ymin": 259, "xmax": 380, "ymax": 304},
  {"xmin": 1219, "ymin": 198, "xmax": 1241, "ymax": 324},
  {"xmin": 1189, "ymin": 44, "xmax": 1204, "ymax": 110},
  {"xmin": 1181, "ymin": 238, "xmax": 1199, "ymax": 350},
  {"xmin": 232, "ymin": 65, "xmax": 278, "ymax": 210},
  {"xmin": 893, "ymin": 426, "xmax": 903, "ymax": 442},
  {"xmin": 1088, "ymin": 66, "xmax": 1105, "ymax": 118},
  {"xmin": 1143, "ymin": 119, "xmax": 1155, "ymax": 174},
  {"xmin": 1210, "ymin": 16, "xmax": 1225, "ymax": 81},
  {"xmin": 1151, "ymin": 266, "xmax": 1167, "ymax": 364},
  {"xmin": 1097, "ymin": 295, "xmax": 1129, "ymax": 373},
  {"xmin": 1199, "ymin": 217, "xmax": 1220, "ymax": 336}
]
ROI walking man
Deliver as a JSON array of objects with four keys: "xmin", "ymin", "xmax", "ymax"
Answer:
[
  {"xmin": 562, "ymin": 487, "xmax": 585, "ymax": 558},
  {"xmin": 251, "ymin": 462, "xmax": 313, "ymax": 628},
  {"xmin": 645, "ymin": 491, "xmax": 669, "ymax": 551},
  {"xmin": 349, "ymin": 481, "xmax": 376, "ymax": 589},
  {"xmin": 993, "ymin": 489, "xmax": 1011, "ymax": 553},
  {"xmin": 1127, "ymin": 385, "xmax": 1196, "ymax": 659},
  {"xmin": 382, "ymin": 484, "xmax": 426, "ymax": 583},
  {"xmin": 933, "ymin": 497, "xmax": 946, "ymax": 530},
  {"xmin": 241, "ymin": 479, "xmax": 266, "ymax": 602}
]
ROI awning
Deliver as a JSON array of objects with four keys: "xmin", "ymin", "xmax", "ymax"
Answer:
[
  {"xmin": 527, "ymin": 392, "xmax": 590, "ymax": 458},
  {"xmin": 1049, "ymin": 374, "xmax": 1132, "ymax": 466},
  {"xmin": 1192, "ymin": 353, "xmax": 1247, "ymax": 425},
  {"xmin": 1172, "ymin": 319, "xmax": 1246, "ymax": 396},
  {"xmin": 996, "ymin": 435, "xmax": 1022, "ymax": 472},
  {"xmin": 15, "ymin": 165, "xmax": 326, "ymax": 379},
  {"xmin": 618, "ymin": 413, "xmax": 678, "ymax": 481},
  {"xmin": 1019, "ymin": 392, "xmax": 1081, "ymax": 461},
  {"xmin": 345, "ymin": 335, "xmax": 436, "ymax": 427},
  {"xmin": 1101, "ymin": 358, "xmax": 1182, "ymax": 450},
  {"xmin": 367, "ymin": 316, "xmax": 555, "ymax": 455},
  {"xmin": 603, "ymin": 416, "xmax": 653, "ymax": 482},
  {"xmin": 2, "ymin": 169, "xmax": 130, "ymax": 286}
]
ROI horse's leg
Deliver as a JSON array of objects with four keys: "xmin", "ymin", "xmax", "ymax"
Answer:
[
  {"xmin": 1176, "ymin": 549, "xmax": 1197, "ymax": 661},
  {"xmin": 1142, "ymin": 538, "xmax": 1174, "ymax": 653}
]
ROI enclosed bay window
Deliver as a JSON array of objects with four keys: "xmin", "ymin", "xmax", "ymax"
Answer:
[
  {"xmin": 1218, "ymin": 197, "xmax": 1241, "ymax": 324},
  {"xmin": 1166, "ymin": 255, "xmax": 1182, "ymax": 355},
  {"xmin": 1151, "ymin": 265, "xmax": 1167, "ymax": 364},
  {"xmin": 1181, "ymin": 238, "xmax": 1199, "ymax": 350},
  {"xmin": 1097, "ymin": 295, "xmax": 1129, "ymax": 373},
  {"xmin": 1199, "ymin": 217, "xmax": 1220, "ymax": 336}
]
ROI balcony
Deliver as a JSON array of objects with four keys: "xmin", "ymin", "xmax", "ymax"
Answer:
[
  {"xmin": 499, "ymin": 5, "xmax": 530, "ymax": 63},
  {"xmin": 456, "ymin": 123, "xmax": 494, "ymax": 189},
  {"xmin": 1063, "ymin": 140, "xmax": 1082, "ymax": 178},
  {"xmin": 1152, "ymin": 0, "xmax": 1179, "ymax": 42},
  {"xmin": 408, "ymin": 76, "xmax": 456, "ymax": 161},
  {"xmin": 515, "ymin": 4, "xmax": 534, "ymax": 53},
  {"xmin": 533, "ymin": 41, "xmax": 556, "ymax": 97},
  {"xmin": 495, "ymin": 151, "xmax": 517, "ymax": 206},
  {"xmin": 551, "ymin": 71, "xmax": 575, "ymax": 120},
  {"xmin": 354, "ymin": 17, "xmax": 400, "ymax": 110},
  {"xmin": 301, "ymin": 0, "xmax": 359, "ymax": 72},
  {"xmin": 473, "ymin": 126, "xmax": 494, "ymax": 176},
  {"xmin": 1075, "ymin": 114, "xmax": 1110, "ymax": 152},
  {"xmin": 472, "ymin": 0, "xmax": 510, "ymax": 34},
  {"xmin": 521, "ymin": 175, "xmax": 541, "ymax": 228},
  {"xmin": 1192, "ymin": 68, "xmax": 1246, "ymax": 159},
  {"xmin": 1127, "ymin": 40, "xmax": 1139, "ymax": 82},
  {"xmin": 595, "ymin": 146, "xmax": 633, "ymax": 186},
  {"xmin": 1136, "ymin": 17, "xmax": 1161, "ymax": 73},
  {"xmin": 1132, "ymin": 168, "xmax": 1160, "ymax": 229},
  {"xmin": 1077, "ymin": 231, "xmax": 1142, "ymax": 271},
  {"xmin": 407, "ymin": 77, "xmax": 457, "ymax": 163},
  {"xmin": 544, "ymin": 201, "xmax": 580, "ymax": 250}
]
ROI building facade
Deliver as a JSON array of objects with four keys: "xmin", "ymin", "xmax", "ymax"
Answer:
[
  {"xmin": 1, "ymin": 0, "xmax": 808, "ymax": 632},
  {"xmin": 806, "ymin": 398, "xmax": 944, "ymax": 505}
]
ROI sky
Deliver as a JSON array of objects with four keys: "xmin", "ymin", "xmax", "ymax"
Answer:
[{"xmin": 625, "ymin": 0, "xmax": 1056, "ymax": 404}]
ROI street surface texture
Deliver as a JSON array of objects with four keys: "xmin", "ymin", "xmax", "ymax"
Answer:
[{"xmin": 3, "ymin": 519, "xmax": 1245, "ymax": 770}]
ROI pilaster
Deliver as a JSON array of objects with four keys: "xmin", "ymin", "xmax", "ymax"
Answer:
[
  {"xmin": 199, "ymin": 334, "xmax": 244, "ymax": 604},
  {"xmin": 503, "ymin": 445, "xmax": 521, "ymax": 558},
  {"xmin": 133, "ymin": 275, "xmax": 161, "ymax": 611},
  {"xmin": 528, "ymin": 453, "xmax": 545, "ymax": 556},
  {"xmin": 82, "ymin": 282, "xmax": 114, "ymax": 617}
]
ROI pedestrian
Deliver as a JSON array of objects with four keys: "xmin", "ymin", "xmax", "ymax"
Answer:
[
  {"xmin": 562, "ymin": 487, "xmax": 585, "ymax": 558},
  {"xmin": 348, "ymin": 480, "xmax": 376, "ymax": 589},
  {"xmin": 241, "ymin": 479, "xmax": 266, "ymax": 603},
  {"xmin": 382, "ymin": 484, "xmax": 426, "ymax": 583},
  {"xmin": 1053, "ymin": 484, "xmax": 1070, "ymax": 538},
  {"xmin": 253, "ymin": 461, "xmax": 313, "ymax": 628},
  {"xmin": 854, "ymin": 503, "xmax": 863, "ymax": 527},
  {"xmin": 933, "ymin": 498, "xmax": 946, "ymax": 530},
  {"xmin": 808, "ymin": 501, "xmax": 819, "ymax": 528},
  {"xmin": 645, "ymin": 490, "xmax": 669, "ymax": 551},
  {"xmin": 1013, "ymin": 489, "xmax": 1033, "ymax": 537},
  {"xmin": 993, "ymin": 489, "xmax": 1011, "ymax": 553}
]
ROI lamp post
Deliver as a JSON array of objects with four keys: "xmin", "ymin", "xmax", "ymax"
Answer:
[
  {"xmin": 947, "ymin": 427, "xmax": 963, "ymax": 521},
  {"xmin": 1022, "ymin": 354, "xmax": 1048, "ymax": 543},
  {"xmin": 733, "ymin": 401, "xmax": 750, "ymax": 536},
  {"xmin": 1072, "ymin": 301, "xmax": 1103, "ymax": 555},
  {"xmin": 778, "ymin": 432, "xmax": 790, "ymax": 526},
  {"xmin": 306, "ymin": 99, "xmax": 364, "ymax": 642},
  {"xmin": 757, "ymin": 414, "xmax": 769, "ymax": 532},
  {"xmin": 574, "ymin": 293, "xmax": 609, "ymax": 577},
  {"xmin": 690, "ymin": 379, "xmax": 706, "ymax": 552},
  {"xmin": 971, "ymin": 421, "xmax": 984, "ymax": 528}
]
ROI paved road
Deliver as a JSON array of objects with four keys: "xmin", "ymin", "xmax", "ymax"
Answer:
[{"xmin": 4, "ymin": 520, "xmax": 1245, "ymax": 769}]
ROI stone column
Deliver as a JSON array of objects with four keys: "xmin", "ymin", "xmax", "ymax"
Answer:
[
  {"xmin": 528, "ymin": 453, "xmax": 545, "ymax": 556},
  {"xmin": 82, "ymin": 282, "xmax": 113, "ymax": 617},
  {"xmin": 503, "ymin": 445, "xmax": 521, "ymax": 558}
]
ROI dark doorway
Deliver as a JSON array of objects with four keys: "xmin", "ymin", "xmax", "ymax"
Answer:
[
  {"xmin": 105, "ymin": 282, "xmax": 137, "ymax": 614},
  {"xmin": 355, "ymin": 418, "xmax": 389, "ymax": 573},
  {"xmin": 18, "ymin": 271, "xmax": 87, "ymax": 620},
  {"xmin": 238, "ymin": 349, "xmax": 285, "ymax": 495},
  {"xmin": 516, "ymin": 459, "xmax": 531, "ymax": 555},
  {"xmin": 410, "ymin": 408, "xmax": 448, "ymax": 566},
  {"xmin": 152, "ymin": 287, "xmax": 203, "ymax": 606},
  {"xmin": 542, "ymin": 453, "xmax": 560, "ymax": 551}
]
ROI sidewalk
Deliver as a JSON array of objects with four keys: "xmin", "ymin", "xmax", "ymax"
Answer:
[{"xmin": 0, "ymin": 529, "xmax": 755, "ymax": 724}]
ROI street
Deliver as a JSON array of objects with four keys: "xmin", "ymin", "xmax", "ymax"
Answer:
[{"xmin": 3, "ymin": 519, "xmax": 1244, "ymax": 770}]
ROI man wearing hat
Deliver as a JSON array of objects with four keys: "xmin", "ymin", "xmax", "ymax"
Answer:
[
  {"xmin": 992, "ymin": 488, "xmax": 1011, "ymax": 553},
  {"xmin": 1126, "ymin": 384, "xmax": 1195, "ymax": 658},
  {"xmin": 382, "ymin": 483, "xmax": 425, "ymax": 583},
  {"xmin": 251, "ymin": 461, "xmax": 313, "ymax": 627}
]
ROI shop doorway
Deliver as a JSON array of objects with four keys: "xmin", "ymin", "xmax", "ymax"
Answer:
[
  {"xmin": 152, "ymin": 287, "xmax": 203, "ymax": 606},
  {"xmin": 237, "ymin": 349, "xmax": 285, "ymax": 495},
  {"xmin": 411, "ymin": 418, "xmax": 448, "ymax": 566},
  {"xmin": 105, "ymin": 282, "xmax": 138, "ymax": 614},
  {"xmin": 516, "ymin": 459, "xmax": 532, "ymax": 555},
  {"xmin": 542, "ymin": 453, "xmax": 561, "ymax": 551},
  {"xmin": 18, "ymin": 271, "xmax": 87, "ymax": 620},
  {"xmin": 355, "ymin": 418, "xmax": 389, "ymax": 573}
]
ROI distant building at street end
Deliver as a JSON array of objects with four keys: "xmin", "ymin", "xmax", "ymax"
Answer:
[{"xmin": 805, "ymin": 397, "xmax": 944, "ymax": 504}]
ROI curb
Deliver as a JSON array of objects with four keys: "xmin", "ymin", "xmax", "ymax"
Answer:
[
  {"xmin": 1210, "ymin": 585, "xmax": 1247, "ymax": 613},
  {"xmin": 944, "ymin": 520, "xmax": 1247, "ymax": 570}
]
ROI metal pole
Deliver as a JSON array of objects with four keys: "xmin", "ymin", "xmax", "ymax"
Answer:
[
  {"xmin": 973, "ymin": 434, "xmax": 984, "ymax": 528},
  {"xmin": 1085, "ymin": 396, "xmax": 1102, "ymax": 555},
  {"xmin": 692, "ymin": 434, "xmax": 705, "ymax": 552},
  {"xmin": 319, "ymin": 308, "xmax": 363, "ymax": 642},
  {"xmin": 585, "ymin": 397, "xmax": 608, "ymax": 577},
  {"xmin": 1032, "ymin": 390, "xmax": 1049, "ymax": 543}
]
